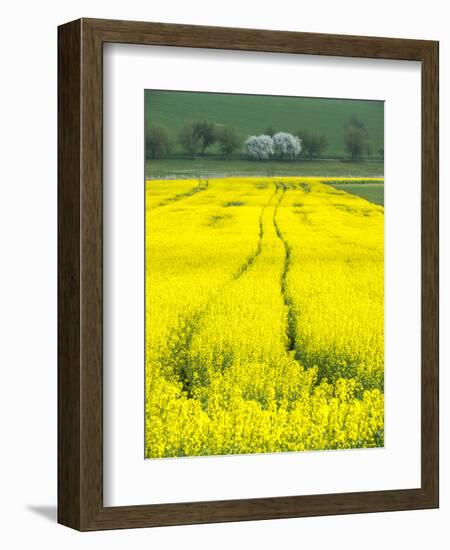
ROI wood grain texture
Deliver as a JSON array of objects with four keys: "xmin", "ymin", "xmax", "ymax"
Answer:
[
  {"xmin": 420, "ymin": 40, "xmax": 439, "ymax": 506},
  {"xmin": 57, "ymin": 18, "xmax": 439, "ymax": 531},
  {"xmin": 57, "ymin": 19, "xmax": 82, "ymax": 530}
]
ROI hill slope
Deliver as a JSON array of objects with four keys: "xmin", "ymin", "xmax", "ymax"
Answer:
[{"xmin": 145, "ymin": 90, "xmax": 384, "ymax": 158}]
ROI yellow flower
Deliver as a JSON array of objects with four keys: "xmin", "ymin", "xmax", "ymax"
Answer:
[{"xmin": 145, "ymin": 177, "xmax": 384, "ymax": 457}]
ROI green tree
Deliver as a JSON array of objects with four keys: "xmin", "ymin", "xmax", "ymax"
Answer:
[
  {"xmin": 145, "ymin": 125, "xmax": 173, "ymax": 159},
  {"xmin": 178, "ymin": 123, "xmax": 203, "ymax": 158},
  {"xmin": 297, "ymin": 130, "xmax": 328, "ymax": 159},
  {"xmin": 344, "ymin": 116, "xmax": 369, "ymax": 160},
  {"xmin": 346, "ymin": 115, "xmax": 368, "ymax": 133},
  {"xmin": 216, "ymin": 126, "xmax": 241, "ymax": 158},
  {"xmin": 193, "ymin": 121, "xmax": 217, "ymax": 154}
]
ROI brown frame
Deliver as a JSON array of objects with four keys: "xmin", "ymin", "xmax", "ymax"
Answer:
[{"xmin": 58, "ymin": 17, "xmax": 439, "ymax": 531}]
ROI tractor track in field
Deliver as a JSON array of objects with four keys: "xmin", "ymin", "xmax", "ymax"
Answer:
[
  {"xmin": 167, "ymin": 181, "xmax": 303, "ymax": 395},
  {"xmin": 162, "ymin": 180, "xmax": 305, "ymax": 394},
  {"xmin": 151, "ymin": 179, "xmax": 209, "ymax": 210},
  {"xmin": 233, "ymin": 186, "xmax": 279, "ymax": 279},
  {"xmin": 272, "ymin": 182, "xmax": 299, "ymax": 356},
  {"xmin": 163, "ymin": 183, "xmax": 281, "ymax": 395}
]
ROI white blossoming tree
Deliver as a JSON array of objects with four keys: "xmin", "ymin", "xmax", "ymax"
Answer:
[
  {"xmin": 272, "ymin": 132, "xmax": 302, "ymax": 159},
  {"xmin": 244, "ymin": 135, "xmax": 274, "ymax": 160}
]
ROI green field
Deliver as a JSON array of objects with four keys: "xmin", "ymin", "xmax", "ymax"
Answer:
[
  {"xmin": 145, "ymin": 90, "xmax": 384, "ymax": 158},
  {"xmin": 328, "ymin": 182, "xmax": 384, "ymax": 206},
  {"xmin": 146, "ymin": 158, "xmax": 384, "ymax": 180}
]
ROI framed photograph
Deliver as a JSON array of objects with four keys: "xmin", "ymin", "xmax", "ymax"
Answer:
[{"xmin": 58, "ymin": 18, "xmax": 439, "ymax": 530}]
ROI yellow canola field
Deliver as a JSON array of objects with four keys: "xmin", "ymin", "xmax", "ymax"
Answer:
[{"xmin": 145, "ymin": 177, "xmax": 384, "ymax": 458}]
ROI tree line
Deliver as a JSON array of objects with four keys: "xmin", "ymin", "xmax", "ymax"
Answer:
[
  {"xmin": 146, "ymin": 121, "xmax": 240, "ymax": 160},
  {"xmin": 145, "ymin": 116, "xmax": 381, "ymax": 161}
]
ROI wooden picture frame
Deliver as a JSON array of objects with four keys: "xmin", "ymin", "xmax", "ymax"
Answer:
[{"xmin": 58, "ymin": 17, "xmax": 439, "ymax": 531}]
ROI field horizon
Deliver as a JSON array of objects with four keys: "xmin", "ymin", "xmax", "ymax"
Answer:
[{"xmin": 146, "ymin": 158, "xmax": 384, "ymax": 180}]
